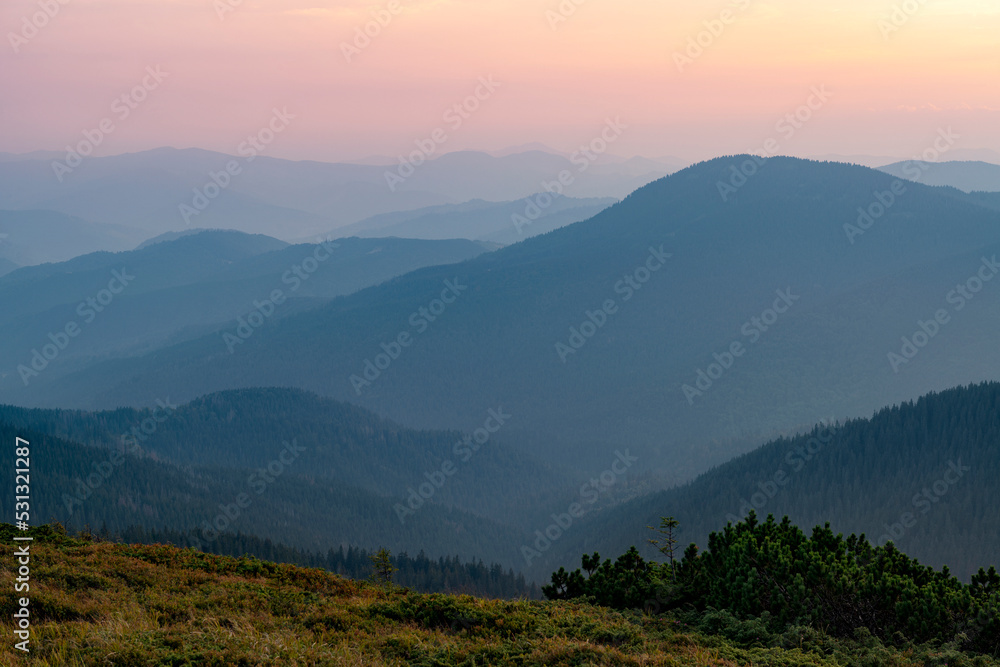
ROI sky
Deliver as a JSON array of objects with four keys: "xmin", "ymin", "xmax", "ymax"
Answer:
[{"xmin": 1, "ymin": 0, "xmax": 998, "ymax": 164}]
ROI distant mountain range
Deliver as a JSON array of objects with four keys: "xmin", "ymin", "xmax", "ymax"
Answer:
[
  {"xmin": 15, "ymin": 157, "xmax": 1000, "ymax": 489},
  {"xmin": 809, "ymin": 148, "xmax": 1000, "ymax": 168},
  {"xmin": 877, "ymin": 160, "xmax": 1000, "ymax": 193},
  {"xmin": 0, "ymin": 209, "xmax": 141, "ymax": 265},
  {"xmin": 0, "ymin": 147, "xmax": 673, "ymax": 246},
  {"xmin": 328, "ymin": 196, "xmax": 616, "ymax": 244},
  {"xmin": 0, "ymin": 156, "xmax": 1000, "ymax": 500},
  {"xmin": 0, "ymin": 231, "xmax": 491, "ymax": 386}
]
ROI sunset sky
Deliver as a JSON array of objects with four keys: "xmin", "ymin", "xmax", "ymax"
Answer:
[{"xmin": 2, "ymin": 0, "xmax": 998, "ymax": 163}]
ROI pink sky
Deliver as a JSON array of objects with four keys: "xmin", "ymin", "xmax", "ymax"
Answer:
[{"xmin": 2, "ymin": 0, "xmax": 998, "ymax": 163}]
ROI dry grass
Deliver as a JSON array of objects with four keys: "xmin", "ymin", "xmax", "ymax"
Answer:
[{"xmin": 0, "ymin": 529, "xmax": 988, "ymax": 666}]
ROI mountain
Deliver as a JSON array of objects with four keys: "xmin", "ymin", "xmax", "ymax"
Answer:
[
  {"xmin": 813, "ymin": 149, "xmax": 1000, "ymax": 169},
  {"xmin": 538, "ymin": 382, "xmax": 1000, "ymax": 582},
  {"xmin": 0, "ymin": 209, "xmax": 141, "ymax": 265},
  {"xmin": 877, "ymin": 160, "xmax": 1000, "ymax": 193},
  {"xmin": 26, "ymin": 157, "xmax": 1000, "ymax": 485},
  {"xmin": 0, "ymin": 231, "xmax": 492, "ymax": 392},
  {"xmin": 0, "ymin": 403, "xmax": 532, "ymax": 566},
  {"xmin": 0, "ymin": 147, "xmax": 671, "ymax": 243},
  {"xmin": 331, "ymin": 196, "xmax": 616, "ymax": 244},
  {"xmin": 0, "ymin": 387, "xmax": 567, "ymax": 527}
]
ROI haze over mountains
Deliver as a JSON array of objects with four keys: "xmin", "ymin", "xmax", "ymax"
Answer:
[
  {"xmin": 0, "ymin": 232, "xmax": 491, "ymax": 385},
  {"xmin": 11, "ymin": 157, "xmax": 1000, "ymax": 485},
  {"xmin": 877, "ymin": 160, "xmax": 1000, "ymax": 193},
  {"xmin": 0, "ymin": 394, "xmax": 535, "ymax": 566},
  {"xmin": 328, "ymin": 196, "xmax": 616, "ymax": 245},
  {"xmin": 538, "ymin": 381, "xmax": 1000, "ymax": 581},
  {"xmin": 0, "ymin": 209, "xmax": 139, "ymax": 265},
  {"xmin": 0, "ymin": 147, "xmax": 673, "ymax": 252},
  {"xmin": 2, "ymin": 149, "xmax": 999, "ymax": 595}
]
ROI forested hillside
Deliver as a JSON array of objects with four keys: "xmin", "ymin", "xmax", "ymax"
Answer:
[
  {"xmin": 540, "ymin": 382, "xmax": 1000, "ymax": 581},
  {"xmin": 0, "ymin": 387, "xmax": 567, "ymax": 525},
  {"xmin": 0, "ymin": 419, "xmax": 531, "ymax": 568}
]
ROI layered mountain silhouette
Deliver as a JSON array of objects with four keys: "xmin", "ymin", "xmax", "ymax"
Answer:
[
  {"xmin": 329, "ymin": 196, "xmax": 615, "ymax": 244},
  {"xmin": 0, "ymin": 148, "xmax": 670, "ymax": 243},
  {"xmin": 0, "ymin": 389, "xmax": 543, "ymax": 566},
  {"xmin": 16, "ymin": 157, "xmax": 1000, "ymax": 486},
  {"xmin": 0, "ymin": 231, "xmax": 491, "ymax": 388},
  {"xmin": 0, "ymin": 209, "xmax": 140, "ymax": 265}
]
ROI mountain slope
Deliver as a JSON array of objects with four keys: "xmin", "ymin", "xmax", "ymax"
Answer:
[
  {"xmin": 0, "ymin": 232, "xmax": 491, "ymax": 392},
  {"xmin": 0, "ymin": 387, "xmax": 566, "ymax": 525},
  {"xmin": 0, "ymin": 417, "xmax": 529, "ymax": 566},
  {"xmin": 538, "ymin": 381, "xmax": 1000, "ymax": 581},
  {"xmin": 28, "ymin": 157, "xmax": 1000, "ymax": 483}
]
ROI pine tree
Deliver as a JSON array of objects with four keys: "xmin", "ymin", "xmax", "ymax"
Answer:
[
  {"xmin": 369, "ymin": 547, "xmax": 398, "ymax": 588},
  {"xmin": 647, "ymin": 516, "xmax": 680, "ymax": 581}
]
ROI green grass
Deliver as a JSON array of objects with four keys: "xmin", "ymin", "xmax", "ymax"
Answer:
[{"xmin": 1, "ymin": 526, "xmax": 996, "ymax": 666}]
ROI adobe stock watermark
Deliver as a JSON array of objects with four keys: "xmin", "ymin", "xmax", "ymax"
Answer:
[
  {"xmin": 384, "ymin": 76, "xmax": 501, "ymax": 192},
  {"xmin": 223, "ymin": 238, "xmax": 340, "ymax": 353},
  {"xmin": 340, "ymin": 0, "xmax": 407, "ymax": 63},
  {"xmin": 521, "ymin": 450, "xmax": 638, "ymax": 566},
  {"xmin": 555, "ymin": 245, "xmax": 672, "ymax": 363},
  {"xmin": 546, "ymin": 0, "xmax": 588, "ymax": 30},
  {"xmin": 683, "ymin": 287, "xmax": 799, "ymax": 404},
  {"xmin": 844, "ymin": 127, "xmax": 958, "ymax": 244},
  {"xmin": 17, "ymin": 268, "xmax": 135, "ymax": 386},
  {"xmin": 62, "ymin": 398, "xmax": 179, "ymax": 514},
  {"xmin": 512, "ymin": 117, "xmax": 627, "ymax": 235},
  {"xmin": 394, "ymin": 407, "xmax": 511, "ymax": 524},
  {"xmin": 673, "ymin": 0, "xmax": 752, "ymax": 72},
  {"xmin": 878, "ymin": 0, "xmax": 931, "ymax": 40},
  {"xmin": 191, "ymin": 439, "xmax": 307, "ymax": 547},
  {"xmin": 725, "ymin": 420, "xmax": 836, "ymax": 524},
  {"xmin": 214, "ymin": 0, "xmax": 247, "ymax": 21},
  {"xmin": 887, "ymin": 255, "xmax": 1000, "ymax": 373},
  {"xmin": 717, "ymin": 85, "xmax": 833, "ymax": 202},
  {"xmin": 8, "ymin": 0, "xmax": 70, "ymax": 54},
  {"xmin": 350, "ymin": 277, "xmax": 468, "ymax": 394},
  {"xmin": 876, "ymin": 459, "xmax": 970, "ymax": 547},
  {"xmin": 179, "ymin": 107, "xmax": 295, "ymax": 226},
  {"xmin": 51, "ymin": 66, "xmax": 168, "ymax": 182}
]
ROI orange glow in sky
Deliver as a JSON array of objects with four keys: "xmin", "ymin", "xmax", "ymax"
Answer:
[{"xmin": 2, "ymin": 0, "xmax": 998, "ymax": 162}]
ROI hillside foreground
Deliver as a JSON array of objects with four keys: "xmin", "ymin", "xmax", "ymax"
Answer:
[{"xmin": 2, "ymin": 525, "xmax": 997, "ymax": 666}]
